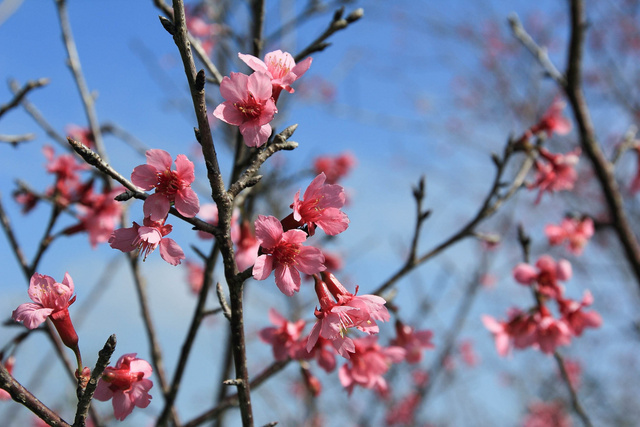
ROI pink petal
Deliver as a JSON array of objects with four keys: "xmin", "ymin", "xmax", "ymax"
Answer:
[
  {"xmin": 93, "ymin": 378, "xmax": 114, "ymax": 401},
  {"xmin": 247, "ymin": 71, "xmax": 274, "ymax": 102},
  {"xmin": 240, "ymin": 122, "xmax": 271, "ymax": 148},
  {"xmin": 131, "ymin": 164, "xmax": 159, "ymax": 190},
  {"xmin": 174, "ymin": 154, "xmax": 195, "ymax": 183},
  {"xmin": 274, "ymin": 264, "xmax": 300, "ymax": 296},
  {"xmin": 291, "ymin": 56, "xmax": 312, "ymax": 80},
  {"xmin": 556, "ymin": 259, "xmax": 572, "ymax": 281},
  {"xmin": 513, "ymin": 263, "xmax": 538, "ymax": 284},
  {"xmin": 237, "ymin": 53, "xmax": 268, "ymax": 73},
  {"xmin": 220, "ymin": 73, "xmax": 249, "ymax": 103},
  {"xmin": 252, "ymin": 255, "xmax": 273, "ymax": 281},
  {"xmin": 213, "ymin": 101, "xmax": 245, "ymax": 126},
  {"xmin": 109, "ymin": 226, "xmax": 139, "ymax": 252},
  {"xmin": 145, "ymin": 149, "xmax": 172, "ymax": 171},
  {"xmin": 28, "ymin": 273, "xmax": 56, "ymax": 304},
  {"xmin": 12, "ymin": 303, "xmax": 53, "ymax": 329},
  {"xmin": 268, "ymin": 308, "xmax": 286, "ymax": 326},
  {"xmin": 175, "ymin": 188, "xmax": 200, "ymax": 218},
  {"xmin": 112, "ymin": 390, "xmax": 135, "ymax": 421},
  {"xmin": 254, "ymin": 215, "xmax": 283, "ymax": 248},
  {"xmin": 306, "ymin": 321, "xmax": 321, "ymax": 352},
  {"xmin": 295, "ymin": 246, "xmax": 326, "ymax": 275},
  {"xmin": 62, "ymin": 272, "xmax": 74, "ymax": 295},
  {"xmin": 144, "ymin": 193, "xmax": 171, "ymax": 222},
  {"xmin": 128, "ymin": 379, "xmax": 153, "ymax": 408},
  {"xmin": 159, "ymin": 238, "xmax": 185, "ymax": 266}
]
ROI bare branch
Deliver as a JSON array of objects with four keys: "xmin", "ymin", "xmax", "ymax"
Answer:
[{"xmin": 0, "ymin": 78, "xmax": 49, "ymax": 119}]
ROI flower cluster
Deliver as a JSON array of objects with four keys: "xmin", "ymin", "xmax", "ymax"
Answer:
[
  {"xmin": 484, "ymin": 255, "xmax": 601, "ymax": 356},
  {"xmin": 521, "ymin": 97, "xmax": 572, "ymax": 142},
  {"xmin": 528, "ymin": 147, "xmax": 581, "ymax": 204},
  {"xmin": 213, "ymin": 50, "xmax": 312, "ymax": 147},
  {"xmin": 545, "ymin": 216, "xmax": 594, "ymax": 255}
]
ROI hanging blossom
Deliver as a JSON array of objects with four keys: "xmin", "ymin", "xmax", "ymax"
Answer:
[
  {"xmin": 109, "ymin": 216, "xmax": 185, "ymax": 266},
  {"xmin": 528, "ymin": 147, "xmax": 581, "ymax": 204},
  {"xmin": 521, "ymin": 97, "xmax": 572, "ymax": 142},
  {"xmin": 238, "ymin": 49, "xmax": 312, "ymax": 103},
  {"xmin": 94, "ymin": 353, "xmax": 153, "ymax": 421},
  {"xmin": 545, "ymin": 217, "xmax": 594, "ymax": 256},
  {"xmin": 259, "ymin": 308, "xmax": 307, "ymax": 362},
  {"xmin": 558, "ymin": 290, "xmax": 602, "ymax": 336},
  {"xmin": 390, "ymin": 320, "xmax": 435, "ymax": 364},
  {"xmin": 338, "ymin": 336, "xmax": 405, "ymax": 395},
  {"xmin": 12, "ymin": 273, "xmax": 79, "ymax": 352},
  {"xmin": 513, "ymin": 255, "xmax": 572, "ymax": 299},
  {"xmin": 252, "ymin": 215, "xmax": 325, "ymax": 296},
  {"xmin": 306, "ymin": 272, "xmax": 390, "ymax": 359},
  {"xmin": 213, "ymin": 71, "xmax": 277, "ymax": 148},
  {"xmin": 62, "ymin": 187, "xmax": 123, "ymax": 248},
  {"xmin": 131, "ymin": 149, "xmax": 200, "ymax": 221},
  {"xmin": 283, "ymin": 172, "xmax": 350, "ymax": 236},
  {"xmin": 313, "ymin": 152, "xmax": 357, "ymax": 184}
]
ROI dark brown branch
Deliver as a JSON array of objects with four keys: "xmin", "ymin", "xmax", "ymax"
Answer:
[
  {"xmin": 0, "ymin": 78, "xmax": 49, "ymax": 119},
  {"xmin": 0, "ymin": 194, "xmax": 30, "ymax": 278}
]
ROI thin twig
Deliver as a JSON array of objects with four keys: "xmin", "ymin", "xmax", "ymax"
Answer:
[
  {"xmin": 0, "ymin": 133, "xmax": 36, "ymax": 146},
  {"xmin": 0, "ymin": 78, "xmax": 49, "ymax": 119},
  {"xmin": 0, "ymin": 194, "xmax": 30, "ymax": 278}
]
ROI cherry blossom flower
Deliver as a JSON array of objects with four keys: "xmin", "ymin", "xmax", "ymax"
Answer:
[
  {"xmin": 63, "ymin": 187, "xmax": 123, "ymax": 248},
  {"xmin": 558, "ymin": 290, "xmax": 602, "ymax": 336},
  {"xmin": 390, "ymin": 320, "xmax": 434, "ymax": 364},
  {"xmin": 13, "ymin": 188, "xmax": 39, "ymax": 214},
  {"xmin": 528, "ymin": 148, "xmax": 581, "ymax": 204},
  {"xmin": 482, "ymin": 309, "xmax": 537, "ymax": 357},
  {"xmin": 235, "ymin": 220, "xmax": 260, "ymax": 271},
  {"xmin": 0, "ymin": 356, "xmax": 15, "ymax": 400},
  {"xmin": 94, "ymin": 353, "xmax": 153, "ymax": 421},
  {"xmin": 522, "ymin": 400, "xmax": 572, "ymax": 427},
  {"xmin": 307, "ymin": 273, "xmax": 390, "ymax": 359},
  {"xmin": 252, "ymin": 215, "xmax": 325, "ymax": 296},
  {"xmin": 313, "ymin": 152, "xmax": 357, "ymax": 184},
  {"xmin": 238, "ymin": 50, "xmax": 312, "ymax": 103},
  {"xmin": 338, "ymin": 336, "xmax": 405, "ymax": 395},
  {"xmin": 259, "ymin": 308, "xmax": 306, "ymax": 361},
  {"xmin": 513, "ymin": 255, "xmax": 572, "ymax": 299},
  {"xmin": 288, "ymin": 173, "xmax": 350, "ymax": 236},
  {"xmin": 12, "ymin": 273, "xmax": 79, "ymax": 351},
  {"xmin": 131, "ymin": 149, "xmax": 200, "ymax": 221},
  {"xmin": 545, "ymin": 217, "xmax": 594, "ymax": 256},
  {"xmin": 523, "ymin": 97, "xmax": 573, "ymax": 140},
  {"xmin": 533, "ymin": 309, "xmax": 572, "ymax": 354},
  {"xmin": 213, "ymin": 72, "xmax": 277, "ymax": 147},
  {"xmin": 43, "ymin": 145, "xmax": 89, "ymax": 206},
  {"xmin": 298, "ymin": 335, "xmax": 337, "ymax": 373},
  {"xmin": 109, "ymin": 216, "xmax": 185, "ymax": 266}
]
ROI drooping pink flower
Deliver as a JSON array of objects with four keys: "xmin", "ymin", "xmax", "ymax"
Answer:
[
  {"xmin": 63, "ymin": 187, "xmax": 123, "ymax": 248},
  {"xmin": 528, "ymin": 148, "xmax": 581, "ymax": 204},
  {"xmin": 522, "ymin": 400, "xmax": 572, "ymax": 427},
  {"xmin": 252, "ymin": 215, "xmax": 325, "ymax": 296},
  {"xmin": 523, "ymin": 97, "xmax": 573, "ymax": 140},
  {"xmin": 313, "ymin": 152, "xmax": 357, "ymax": 184},
  {"xmin": 131, "ymin": 149, "xmax": 200, "ymax": 221},
  {"xmin": 389, "ymin": 320, "xmax": 434, "ymax": 364},
  {"xmin": 212, "ymin": 72, "xmax": 277, "ymax": 147},
  {"xmin": 238, "ymin": 50, "xmax": 312, "ymax": 103},
  {"xmin": 289, "ymin": 173, "xmax": 349, "ymax": 236},
  {"xmin": 298, "ymin": 335, "xmax": 337, "ymax": 373},
  {"xmin": 13, "ymin": 188, "xmax": 39, "ymax": 214},
  {"xmin": 545, "ymin": 217, "xmax": 594, "ymax": 255},
  {"xmin": 109, "ymin": 216, "xmax": 185, "ymax": 266},
  {"xmin": 513, "ymin": 255, "xmax": 572, "ymax": 299},
  {"xmin": 0, "ymin": 356, "xmax": 15, "ymax": 400},
  {"xmin": 338, "ymin": 336, "xmax": 405, "ymax": 395},
  {"xmin": 235, "ymin": 220, "xmax": 260, "ymax": 271},
  {"xmin": 306, "ymin": 273, "xmax": 390, "ymax": 359},
  {"xmin": 533, "ymin": 309, "xmax": 572, "ymax": 354},
  {"xmin": 93, "ymin": 353, "xmax": 153, "ymax": 421},
  {"xmin": 12, "ymin": 273, "xmax": 79, "ymax": 350},
  {"xmin": 558, "ymin": 290, "xmax": 602, "ymax": 336},
  {"xmin": 482, "ymin": 309, "xmax": 537, "ymax": 357},
  {"xmin": 259, "ymin": 308, "xmax": 306, "ymax": 361},
  {"xmin": 43, "ymin": 145, "xmax": 89, "ymax": 206}
]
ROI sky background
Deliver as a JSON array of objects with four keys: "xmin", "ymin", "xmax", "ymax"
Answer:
[{"xmin": 1, "ymin": 0, "xmax": 633, "ymax": 425}]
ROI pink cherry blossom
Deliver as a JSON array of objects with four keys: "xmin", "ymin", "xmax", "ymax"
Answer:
[
  {"xmin": 528, "ymin": 147, "xmax": 581, "ymax": 204},
  {"xmin": 533, "ymin": 309, "xmax": 572, "ymax": 354},
  {"xmin": 94, "ymin": 353, "xmax": 153, "ymax": 421},
  {"xmin": 12, "ymin": 273, "xmax": 79, "ymax": 350},
  {"xmin": 235, "ymin": 220, "xmax": 260, "ymax": 271},
  {"xmin": 522, "ymin": 400, "xmax": 572, "ymax": 427},
  {"xmin": 185, "ymin": 260, "xmax": 204, "ymax": 295},
  {"xmin": 558, "ymin": 290, "xmax": 603, "ymax": 336},
  {"xmin": 259, "ymin": 308, "xmax": 306, "ymax": 361},
  {"xmin": 196, "ymin": 204, "xmax": 241, "ymax": 241},
  {"xmin": 482, "ymin": 309, "xmax": 537, "ymax": 357},
  {"xmin": 212, "ymin": 72, "xmax": 277, "ymax": 147},
  {"xmin": 545, "ymin": 217, "xmax": 594, "ymax": 255},
  {"xmin": 131, "ymin": 149, "xmax": 200, "ymax": 221},
  {"xmin": 64, "ymin": 187, "xmax": 123, "ymax": 248},
  {"xmin": 524, "ymin": 97, "xmax": 573, "ymax": 140},
  {"xmin": 390, "ymin": 320, "xmax": 435, "ymax": 364},
  {"xmin": 289, "ymin": 173, "xmax": 350, "ymax": 236},
  {"xmin": 338, "ymin": 336, "xmax": 405, "ymax": 395},
  {"xmin": 298, "ymin": 335, "xmax": 337, "ymax": 373},
  {"xmin": 238, "ymin": 50, "xmax": 312, "ymax": 103},
  {"xmin": 0, "ymin": 356, "xmax": 15, "ymax": 400},
  {"xmin": 43, "ymin": 145, "xmax": 89, "ymax": 206},
  {"xmin": 513, "ymin": 255, "xmax": 572, "ymax": 299},
  {"xmin": 307, "ymin": 273, "xmax": 390, "ymax": 359},
  {"xmin": 252, "ymin": 215, "xmax": 325, "ymax": 296},
  {"xmin": 313, "ymin": 152, "xmax": 357, "ymax": 184},
  {"xmin": 109, "ymin": 216, "xmax": 185, "ymax": 266}
]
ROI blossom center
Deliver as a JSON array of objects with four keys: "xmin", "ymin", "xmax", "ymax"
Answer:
[
  {"xmin": 234, "ymin": 93, "xmax": 262, "ymax": 120},
  {"xmin": 156, "ymin": 170, "xmax": 182, "ymax": 198},
  {"xmin": 272, "ymin": 242, "xmax": 300, "ymax": 266}
]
